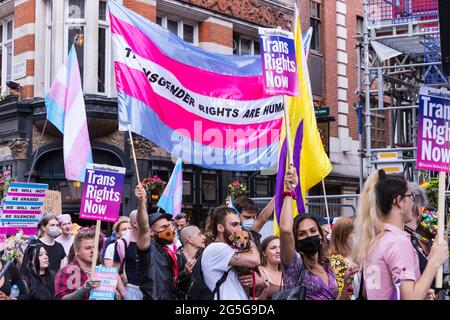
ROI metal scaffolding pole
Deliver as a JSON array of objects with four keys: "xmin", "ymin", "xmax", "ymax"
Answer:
[{"xmin": 363, "ymin": 0, "xmax": 372, "ymax": 175}]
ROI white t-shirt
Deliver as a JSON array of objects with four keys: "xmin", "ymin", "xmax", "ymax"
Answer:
[
  {"xmin": 201, "ymin": 242, "xmax": 248, "ymax": 300},
  {"xmin": 104, "ymin": 243, "xmax": 116, "ymax": 261}
]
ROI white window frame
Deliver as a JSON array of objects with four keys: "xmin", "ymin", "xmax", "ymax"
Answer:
[
  {"xmin": 0, "ymin": 16, "xmax": 13, "ymax": 95},
  {"xmin": 233, "ymin": 34, "xmax": 259, "ymax": 56},
  {"xmin": 64, "ymin": 0, "xmax": 86, "ymax": 86},
  {"xmin": 45, "ymin": 0, "xmax": 52, "ymax": 91},
  {"xmin": 157, "ymin": 15, "xmax": 199, "ymax": 45},
  {"xmin": 98, "ymin": 0, "xmax": 111, "ymax": 96}
]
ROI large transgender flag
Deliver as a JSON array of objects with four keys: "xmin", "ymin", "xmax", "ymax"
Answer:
[
  {"xmin": 157, "ymin": 158, "xmax": 183, "ymax": 215},
  {"xmin": 45, "ymin": 45, "xmax": 93, "ymax": 182},
  {"xmin": 109, "ymin": 1, "xmax": 283, "ymax": 171}
]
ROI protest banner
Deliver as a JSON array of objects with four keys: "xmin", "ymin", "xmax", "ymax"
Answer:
[
  {"xmin": 0, "ymin": 182, "xmax": 48, "ymax": 235},
  {"xmin": 416, "ymin": 85, "xmax": 450, "ymax": 288},
  {"xmin": 258, "ymin": 27, "xmax": 298, "ymax": 97},
  {"xmin": 80, "ymin": 163, "xmax": 126, "ymax": 223},
  {"xmin": 79, "ymin": 163, "xmax": 125, "ymax": 274},
  {"xmin": 89, "ymin": 266, "xmax": 118, "ymax": 300},
  {"xmin": 40, "ymin": 190, "xmax": 62, "ymax": 216}
]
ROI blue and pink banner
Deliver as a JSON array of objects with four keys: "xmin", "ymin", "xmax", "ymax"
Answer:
[
  {"xmin": 89, "ymin": 266, "xmax": 118, "ymax": 300},
  {"xmin": 45, "ymin": 44, "xmax": 93, "ymax": 182},
  {"xmin": 258, "ymin": 28, "xmax": 298, "ymax": 96},
  {"xmin": 416, "ymin": 86, "xmax": 450, "ymax": 173},
  {"xmin": 109, "ymin": 1, "xmax": 283, "ymax": 171},
  {"xmin": 79, "ymin": 164, "xmax": 126, "ymax": 223},
  {"xmin": 157, "ymin": 158, "xmax": 183, "ymax": 215},
  {"xmin": 0, "ymin": 182, "xmax": 48, "ymax": 235}
]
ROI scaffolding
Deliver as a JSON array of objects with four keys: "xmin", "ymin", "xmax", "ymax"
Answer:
[{"xmin": 360, "ymin": 0, "xmax": 449, "ymax": 183}]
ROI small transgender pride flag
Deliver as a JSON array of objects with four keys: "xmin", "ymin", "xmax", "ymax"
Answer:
[
  {"xmin": 45, "ymin": 44, "xmax": 92, "ymax": 182},
  {"xmin": 157, "ymin": 158, "xmax": 183, "ymax": 215}
]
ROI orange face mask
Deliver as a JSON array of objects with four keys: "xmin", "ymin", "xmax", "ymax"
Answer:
[{"xmin": 156, "ymin": 225, "xmax": 174, "ymax": 244}]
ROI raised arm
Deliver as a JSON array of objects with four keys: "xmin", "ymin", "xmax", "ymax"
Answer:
[
  {"xmin": 252, "ymin": 197, "xmax": 275, "ymax": 233},
  {"xmin": 135, "ymin": 184, "xmax": 152, "ymax": 251},
  {"xmin": 279, "ymin": 166, "xmax": 298, "ymax": 266}
]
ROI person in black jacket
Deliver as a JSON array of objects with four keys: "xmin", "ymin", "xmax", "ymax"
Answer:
[
  {"xmin": 0, "ymin": 258, "xmax": 27, "ymax": 300},
  {"xmin": 134, "ymin": 184, "xmax": 186, "ymax": 300},
  {"xmin": 21, "ymin": 242, "xmax": 55, "ymax": 300}
]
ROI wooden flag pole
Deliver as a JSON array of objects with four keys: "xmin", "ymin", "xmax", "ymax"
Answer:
[
  {"xmin": 436, "ymin": 171, "xmax": 446, "ymax": 289},
  {"xmin": 27, "ymin": 118, "xmax": 48, "ymax": 183},
  {"xmin": 128, "ymin": 129, "xmax": 141, "ymax": 182},
  {"xmin": 283, "ymin": 95, "xmax": 294, "ymax": 165},
  {"xmin": 91, "ymin": 219, "xmax": 101, "ymax": 276}
]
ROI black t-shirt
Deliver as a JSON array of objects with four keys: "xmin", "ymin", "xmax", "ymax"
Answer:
[
  {"xmin": 38, "ymin": 240, "xmax": 66, "ymax": 273},
  {"xmin": 113, "ymin": 241, "xmax": 141, "ymax": 286}
]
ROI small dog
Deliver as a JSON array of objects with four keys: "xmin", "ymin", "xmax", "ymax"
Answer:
[{"xmin": 230, "ymin": 230, "xmax": 253, "ymax": 252}]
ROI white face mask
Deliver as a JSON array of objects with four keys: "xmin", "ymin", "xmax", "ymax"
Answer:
[
  {"xmin": 47, "ymin": 226, "xmax": 62, "ymax": 238},
  {"xmin": 242, "ymin": 219, "xmax": 255, "ymax": 231},
  {"xmin": 120, "ymin": 230, "xmax": 130, "ymax": 238}
]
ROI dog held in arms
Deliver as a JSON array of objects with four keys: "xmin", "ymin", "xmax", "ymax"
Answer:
[{"xmin": 229, "ymin": 230, "xmax": 259, "ymax": 298}]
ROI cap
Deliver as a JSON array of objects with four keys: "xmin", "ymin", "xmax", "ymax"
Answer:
[{"xmin": 148, "ymin": 212, "xmax": 173, "ymax": 227}]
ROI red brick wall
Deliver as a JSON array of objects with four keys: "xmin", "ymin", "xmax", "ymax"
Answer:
[
  {"xmin": 14, "ymin": 0, "xmax": 35, "ymax": 28},
  {"xmin": 199, "ymin": 21, "xmax": 232, "ymax": 48},
  {"xmin": 123, "ymin": 0, "xmax": 156, "ymax": 22}
]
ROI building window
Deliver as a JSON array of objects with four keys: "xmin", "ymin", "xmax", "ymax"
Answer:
[
  {"xmin": 233, "ymin": 34, "xmax": 260, "ymax": 55},
  {"xmin": 357, "ymin": 16, "xmax": 364, "ymax": 35},
  {"xmin": 201, "ymin": 174, "xmax": 218, "ymax": 204},
  {"xmin": 310, "ymin": 1, "xmax": 321, "ymax": 51},
  {"xmin": 156, "ymin": 15, "xmax": 198, "ymax": 45},
  {"xmin": 0, "ymin": 17, "xmax": 13, "ymax": 95},
  {"xmin": 98, "ymin": 0, "xmax": 110, "ymax": 94},
  {"xmin": 65, "ymin": 0, "xmax": 86, "ymax": 86},
  {"xmin": 371, "ymin": 113, "xmax": 387, "ymax": 148},
  {"xmin": 45, "ymin": 1, "xmax": 53, "ymax": 90}
]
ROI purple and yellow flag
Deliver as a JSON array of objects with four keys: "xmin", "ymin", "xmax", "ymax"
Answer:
[{"xmin": 274, "ymin": 7, "xmax": 332, "ymax": 235}]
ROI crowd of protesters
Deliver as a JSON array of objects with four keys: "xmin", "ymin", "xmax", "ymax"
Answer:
[{"xmin": 0, "ymin": 166, "xmax": 449, "ymax": 300}]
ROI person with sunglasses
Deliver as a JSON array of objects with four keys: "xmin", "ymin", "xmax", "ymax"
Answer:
[
  {"xmin": 353, "ymin": 170, "xmax": 448, "ymax": 300},
  {"xmin": 134, "ymin": 184, "xmax": 186, "ymax": 300}
]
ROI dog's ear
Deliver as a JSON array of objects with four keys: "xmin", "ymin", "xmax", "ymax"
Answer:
[{"xmin": 229, "ymin": 232, "xmax": 236, "ymax": 242}]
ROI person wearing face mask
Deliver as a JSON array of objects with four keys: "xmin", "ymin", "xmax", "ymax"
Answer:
[
  {"xmin": 37, "ymin": 214, "xmax": 66, "ymax": 273},
  {"xmin": 279, "ymin": 166, "xmax": 354, "ymax": 300},
  {"xmin": 234, "ymin": 196, "xmax": 275, "ymax": 250},
  {"xmin": 134, "ymin": 184, "xmax": 186, "ymax": 300}
]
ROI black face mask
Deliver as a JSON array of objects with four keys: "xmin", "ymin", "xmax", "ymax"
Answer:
[{"xmin": 296, "ymin": 235, "xmax": 322, "ymax": 255}]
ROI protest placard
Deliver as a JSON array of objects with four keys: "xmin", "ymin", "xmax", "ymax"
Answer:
[
  {"xmin": 40, "ymin": 190, "xmax": 62, "ymax": 216},
  {"xmin": 0, "ymin": 182, "xmax": 48, "ymax": 235},
  {"xmin": 79, "ymin": 163, "xmax": 126, "ymax": 223},
  {"xmin": 89, "ymin": 266, "xmax": 118, "ymax": 300},
  {"xmin": 258, "ymin": 27, "xmax": 298, "ymax": 96}
]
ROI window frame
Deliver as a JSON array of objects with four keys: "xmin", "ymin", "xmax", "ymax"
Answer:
[
  {"xmin": 0, "ymin": 16, "xmax": 13, "ymax": 95},
  {"xmin": 97, "ymin": 0, "xmax": 111, "ymax": 95},
  {"xmin": 310, "ymin": 1, "xmax": 321, "ymax": 53},
  {"xmin": 156, "ymin": 15, "xmax": 199, "ymax": 45},
  {"xmin": 233, "ymin": 33, "xmax": 260, "ymax": 56}
]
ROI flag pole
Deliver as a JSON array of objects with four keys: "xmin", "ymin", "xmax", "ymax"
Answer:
[
  {"xmin": 435, "ymin": 170, "xmax": 445, "ymax": 289},
  {"xmin": 27, "ymin": 118, "xmax": 48, "ymax": 183},
  {"xmin": 128, "ymin": 129, "xmax": 141, "ymax": 182},
  {"xmin": 283, "ymin": 95, "xmax": 294, "ymax": 165}
]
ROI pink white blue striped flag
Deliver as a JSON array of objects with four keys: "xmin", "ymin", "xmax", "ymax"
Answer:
[
  {"xmin": 157, "ymin": 158, "xmax": 183, "ymax": 215},
  {"xmin": 45, "ymin": 45, "xmax": 93, "ymax": 182}
]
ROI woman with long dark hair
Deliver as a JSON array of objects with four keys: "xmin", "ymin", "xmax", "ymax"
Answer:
[
  {"xmin": 279, "ymin": 166, "xmax": 355, "ymax": 300},
  {"xmin": 21, "ymin": 242, "xmax": 55, "ymax": 300}
]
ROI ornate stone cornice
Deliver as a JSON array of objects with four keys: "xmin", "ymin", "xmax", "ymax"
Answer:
[
  {"xmin": 8, "ymin": 138, "xmax": 29, "ymax": 160},
  {"xmin": 180, "ymin": 0, "xmax": 294, "ymax": 30}
]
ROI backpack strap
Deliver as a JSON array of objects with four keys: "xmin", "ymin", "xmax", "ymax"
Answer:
[
  {"xmin": 212, "ymin": 269, "xmax": 231, "ymax": 300},
  {"xmin": 114, "ymin": 238, "xmax": 127, "ymax": 275}
]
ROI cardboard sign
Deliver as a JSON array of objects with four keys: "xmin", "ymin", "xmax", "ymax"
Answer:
[
  {"xmin": 89, "ymin": 266, "xmax": 118, "ymax": 300},
  {"xmin": 41, "ymin": 190, "xmax": 62, "ymax": 216},
  {"xmin": 0, "ymin": 182, "xmax": 48, "ymax": 235},
  {"xmin": 79, "ymin": 164, "xmax": 126, "ymax": 222},
  {"xmin": 259, "ymin": 27, "xmax": 298, "ymax": 96},
  {"xmin": 416, "ymin": 86, "xmax": 450, "ymax": 172}
]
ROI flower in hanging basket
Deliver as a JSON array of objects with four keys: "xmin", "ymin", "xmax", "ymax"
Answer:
[
  {"xmin": 228, "ymin": 180, "xmax": 248, "ymax": 197},
  {"xmin": 141, "ymin": 175, "xmax": 167, "ymax": 195},
  {"xmin": 0, "ymin": 170, "xmax": 15, "ymax": 202}
]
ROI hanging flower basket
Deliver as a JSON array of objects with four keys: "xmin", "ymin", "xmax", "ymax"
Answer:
[
  {"xmin": 227, "ymin": 180, "xmax": 248, "ymax": 198},
  {"xmin": 0, "ymin": 170, "xmax": 15, "ymax": 203},
  {"xmin": 141, "ymin": 175, "xmax": 167, "ymax": 201}
]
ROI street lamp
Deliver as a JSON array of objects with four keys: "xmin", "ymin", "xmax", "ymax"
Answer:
[{"xmin": 6, "ymin": 81, "xmax": 22, "ymax": 101}]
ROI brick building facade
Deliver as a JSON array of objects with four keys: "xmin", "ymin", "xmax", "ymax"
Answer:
[{"xmin": 0, "ymin": 0, "xmax": 367, "ymax": 222}]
